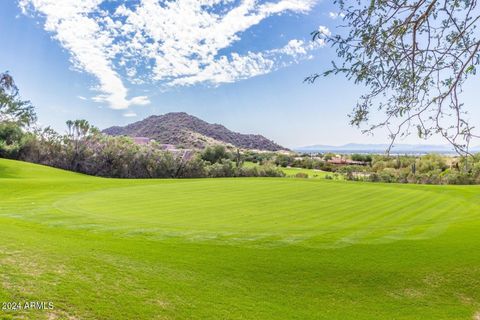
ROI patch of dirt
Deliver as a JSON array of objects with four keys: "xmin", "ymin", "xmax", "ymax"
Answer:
[
  {"xmin": 422, "ymin": 272, "xmax": 445, "ymax": 288},
  {"xmin": 472, "ymin": 311, "xmax": 480, "ymax": 320},
  {"xmin": 388, "ymin": 288, "xmax": 425, "ymax": 299},
  {"xmin": 0, "ymin": 255, "xmax": 43, "ymax": 277},
  {"xmin": 0, "ymin": 272, "xmax": 13, "ymax": 290},
  {"xmin": 0, "ymin": 246, "xmax": 66, "ymax": 278},
  {"xmin": 153, "ymin": 299, "xmax": 170, "ymax": 309},
  {"xmin": 403, "ymin": 288, "xmax": 425, "ymax": 298},
  {"xmin": 47, "ymin": 310, "xmax": 79, "ymax": 320},
  {"xmin": 457, "ymin": 293, "xmax": 475, "ymax": 306}
]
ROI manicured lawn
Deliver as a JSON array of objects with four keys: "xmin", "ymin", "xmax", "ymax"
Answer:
[
  {"xmin": 1, "ymin": 158, "xmax": 480, "ymax": 319},
  {"xmin": 280, "ymin": 166, "xmax": 339, "ymax": 179}
]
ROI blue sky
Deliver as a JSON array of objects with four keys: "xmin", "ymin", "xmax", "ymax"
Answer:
[{"xmin": 1, "ymin": 0, "xmax": 478, "ymax": 148}]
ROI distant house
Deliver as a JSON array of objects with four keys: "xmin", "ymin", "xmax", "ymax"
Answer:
[
  {"xmin": 327, "ymin": 158, "xmax": 348, "ymax": 165},
  {"xmin": 327, "ymin": 157, "xmax": 366, "ymax": 166},
  {"xmin": 160, "ymin": 144, "xmax": 177, "ymax": 150},
  {"xmin": 158, "ymin": 144, "xmax": 194, "ymax": 161},
  {"xmin": 179, "ymin": 150, "xmax": 194, "ymax": 161},
  {"xmin": 133, "ymin": 137, "xmax": 153, "ymax": 145},
  {"xmin": 132, "ymin": 139, "xmax": 192, "ymax": 161}
]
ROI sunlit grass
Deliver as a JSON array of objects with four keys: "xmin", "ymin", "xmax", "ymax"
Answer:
[{"xmin": 1, "ymin": 159, "xmax": 480, "ymax": 319}]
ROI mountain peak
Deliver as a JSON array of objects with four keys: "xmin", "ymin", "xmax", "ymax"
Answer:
[{"xmin": 103, "ymin": 112, "xmax": 286, "ymax": 151}]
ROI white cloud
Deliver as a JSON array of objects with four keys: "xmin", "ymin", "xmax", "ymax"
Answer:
[
  {"xmin": 20, "ymin": 0, "xmax": 321, "ymax": 105},
  {"xmin": 77, "ymin": 95, "xmax": 88, "ymax": 100},
  {"xmin": 169, "ymin": 37, "xmax": 325, "ymax": 86},
  {"xmin": 123, "ymin": 111, "xmax": 137, "ymax": 117},
  {"xmin": 328, "ymin": 11, "xmax": 345, "ymax": 19},
  {"xmin": 129, "ymin": 96, "xmax": 151, "ymax": 106},
  {"xmin": 317, "ymin": 25, "xmax": 331, "ymax": 37},
  {"xmin": 20, "ymin": 0, "xmax": 150, "ymax": 110}
]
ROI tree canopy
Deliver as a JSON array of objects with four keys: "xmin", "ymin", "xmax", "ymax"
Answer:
[
  {"xmin": 0, "ymin": 72, "xmax": 36, "ymax": 126},
  {"xmin": 309, "ymin": 0, "xmax": 480, "ymax": 154}
]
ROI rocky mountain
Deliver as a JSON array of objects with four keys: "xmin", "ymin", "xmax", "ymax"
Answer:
[{"xmin": 103, "ymin": 112, "xmax": 286, "ymax": 151}]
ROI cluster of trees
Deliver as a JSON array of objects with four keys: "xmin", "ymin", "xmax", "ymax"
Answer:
[
  {"xmin": 3, "ymin": 71, "xmax": 480, "ymax": 184},
  {"xmin": 3, "ymin": 121, "xmax": 285, "ymax": 179},
  {"xmin": 242, "ymin": 151, "xmax": 276, "ymax": 164},
  {"xmin": 2, "ymin": 119, "xmax": 204, "ymax": 178},
  {"xmin": 273, "ymin": 148, "xmax": 480, "ymax": 185},
  {"xmin": 274, "ymin": 154, "xmax": 329, "ymax": 170},
  {"xmin": 199, "ymin": 145, "xmax": 284, "ymax": 178},
  {"xmin": 342, "ymin": 154, "xmax": 480, "ymax": 185},
  {"xmin": 350, "ymin": 154, "xmax": 372, "ymax": 163},
  {"xmin": 0, "ymin": 72, "xmax": 283, "ymax": 179},
  {"xmin": 273, "ymin": 153, "xmax": 372, "ymax": 172},
  {"xmin": 0, "ymin": 72, "xmax": 36, "ymax": 159}
]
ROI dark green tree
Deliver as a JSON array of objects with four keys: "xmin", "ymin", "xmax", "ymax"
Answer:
[
  {"xmin": 0, "ymin": 122, "xmax": 24, "ymax": 158},
  {"xmin": 0, "ymin": 73, "xmax": 36, "ymax": 126},
  {"xmin": 201, "ymin": 145, "xmax": 229, "ymax": 164}
]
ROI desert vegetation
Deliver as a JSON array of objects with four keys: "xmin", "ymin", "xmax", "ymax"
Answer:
[
  {"xmin": 3, "ymin": 124, "xmax": 284, "ymax": 179},
  {"xmin": 347, "ymin": 154, "xmax": 480, "ymax": 184},
  {"xmin": 271, "ymin": 152, "xmax": 480, "ymax": 185},
  {"xmin": 4, "ymin": 71, "xmax": 480, "ymax": 185}
]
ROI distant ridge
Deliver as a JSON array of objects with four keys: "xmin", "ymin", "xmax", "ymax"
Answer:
[
  {"xmin": 295, "ymin": 143, "xmax": 480, "ymax": 154},
  {"xmin": 103, "ymin": 112, "xmax": 286, "ymax": 151}
]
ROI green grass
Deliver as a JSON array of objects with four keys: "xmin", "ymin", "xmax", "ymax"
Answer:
[
  {"xmin": 243, "ymin": 161, "xmax": 337, "ymax": 179},
  {"xmin": 1, "ymin": 158, "xmax": 480, "ymax": 319},
  {"xmin": 280, "ymin": 166, "xmax": 338, "ymax": 179}
]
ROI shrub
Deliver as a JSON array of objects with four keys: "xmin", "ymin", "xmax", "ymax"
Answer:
[
  {"xmin": 0, "ymin": 122, "xmax": 25, "ymax": 159},
  {"xmin": 295, "ymin": 172, "xmax": 309, "ymax": 179},
  {"xmin": 259, "ymin": 165, "xmax": 285, "ymax": 177},
  {"xmin": 206, "ymin": 159, "xmax": 235, "ymax": 177},
  {"xmin": 275, "ymin": 154, "xmax": 293, "ymax": 167},
  {"xmin": 201, "ymin": 145, "xmax": 229, "ymax": 164}
]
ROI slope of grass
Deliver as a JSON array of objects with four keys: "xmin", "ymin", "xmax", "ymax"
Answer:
[{"xmin": 1, "ymin": 158, "xmax": 480, "ymax": 319}]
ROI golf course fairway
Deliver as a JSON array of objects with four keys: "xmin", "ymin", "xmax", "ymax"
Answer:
[{"xmin": 1, "ymin": 158, "xmax": 480, "ymax": 319}]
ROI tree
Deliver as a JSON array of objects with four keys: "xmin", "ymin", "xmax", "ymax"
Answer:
[
  {"xmin": 308, "ymin": 1, "xmax": 480, "ymax": 155},
  {"xmin": 64, "ymin": 119, "xmax": 93, "ymax": 171},
  {"xmin": 0, "ymin": 72, "xmax": 36, "ymax": 126},
  {"xmin": 201, "ymin": 145, "xmax": 229, "ymax": 164},
  {"xmin": 0, "ymin": 121, "xmax": 25, "ymax": 158},
  {"xmin": 275, "ymin": 154, "xmax": 293, "ymax": 167}
]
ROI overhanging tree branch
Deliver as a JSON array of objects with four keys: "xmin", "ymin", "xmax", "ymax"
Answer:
[{"xmin": 308, "ymin": 0, "xmax": 480, "ymax": 155}]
